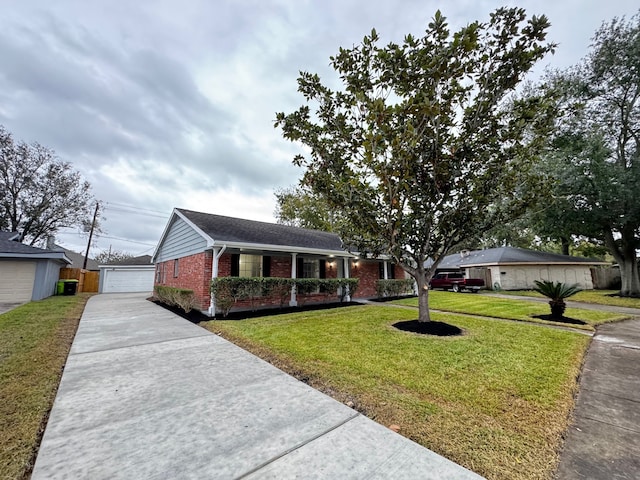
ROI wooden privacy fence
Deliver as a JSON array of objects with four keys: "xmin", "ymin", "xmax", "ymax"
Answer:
[
  {"xmin": 59, "ymin": 268, "xmax": 99, "ymax": 293},
  {"xmin": 590, "ymin": 267, "xmax": 620, "ymax": 290}
]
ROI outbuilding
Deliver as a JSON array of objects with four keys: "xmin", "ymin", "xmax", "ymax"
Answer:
[
  {"xmin": 99, "ymin": 255, "xmax": 155, "ymax": 293},
  {"xmin": 0, "ymin": 231, "xmax": 72, "ymax": 303},
  {"xmin": 435, "ymin": 246, "xmax": 608, "ymax": 290}
]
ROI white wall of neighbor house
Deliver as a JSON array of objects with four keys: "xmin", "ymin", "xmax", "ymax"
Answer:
[{"xmin": 491, "ymin": 265, "xmax": 594, "ymax": 290}]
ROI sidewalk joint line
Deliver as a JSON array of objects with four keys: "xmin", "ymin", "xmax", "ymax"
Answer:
[
  {"xmin": 234, "ymin": 412, "xmax": 361, "ymax": 479},
  {"xmin": 70, "ymin": 333, "xmax": 213, "ymax": 356},
  {"xmin": 580, "ymin": 387, "xmax": 640, "ymax": 405},
  {"xmin": 581, "ymin": 415, "xmax": 640, "ymax": 435}
]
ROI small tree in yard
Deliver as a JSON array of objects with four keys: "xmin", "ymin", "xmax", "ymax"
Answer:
[
  {"xmin": 276, "ymin": 8, "xmax": 555, "ymax": 322},
  {"xmin": 534, "ymin": 280, "xmax": 582, "ymax": 320}
]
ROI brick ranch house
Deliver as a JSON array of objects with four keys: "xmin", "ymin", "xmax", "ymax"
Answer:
[{"xmin": 152, "ymin": 208, "xmax": 405, "ymax": 316}]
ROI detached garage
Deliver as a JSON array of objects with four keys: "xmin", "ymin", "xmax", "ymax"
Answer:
[
  {"xmin": 0, "ymin": 231, "xmax": 72, "ymax": 302},
  {"xmin": 434, "ymin": 246, "xmax": 608, "ymax": 290},
  {"xmin": 99, "ymin": 255, "xmax": 155, "ymax": 293}
]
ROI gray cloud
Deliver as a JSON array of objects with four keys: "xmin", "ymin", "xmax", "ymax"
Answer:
[{"xmin": 1, "ymin": 0, "xmax": 638, "ymax": 254}]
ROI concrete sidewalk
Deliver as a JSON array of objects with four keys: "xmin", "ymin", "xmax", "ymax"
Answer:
[
  {"xmin": 32, "ymin": 293, "xmax": 482, "ymax": 479},
  {"xmin": 485, "ymin": 292, "xmax": 640, "ymax": 317},
  {"xmin": 556, "ymin": 318, "xmax": 640, "ymax": 479}
]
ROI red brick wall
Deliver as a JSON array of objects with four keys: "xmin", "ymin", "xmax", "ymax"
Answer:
[
  {"xmin": 154, "ymin": 251, "xmax": 404, "ymax": 314},
  {"xmin": 155, "ymin": 252, "xmax": 212, "ymax": 310},
  {"xmin": 271, "ymin": 255, "xmax": 291, "ymax": 277},
  {"xmin": 351, "ymin": 259, "xmax": 380, "ymax": 298}
]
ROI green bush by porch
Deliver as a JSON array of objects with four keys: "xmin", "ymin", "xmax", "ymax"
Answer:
[{"xmin": 210, "ymin": 277, "xmax": 360, "ymax": 316}]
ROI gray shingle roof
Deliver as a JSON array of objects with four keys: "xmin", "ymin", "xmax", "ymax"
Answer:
[
  {"xmin": 0, "ymin": 231, "xmax": 20, "ymax": 242},
  {"xmin": 177, "ymin": 208, "xmax": 345, "ymax": 252},
  {"xmin": 52, "ymin": 245, "xmax": 100, "ymax": 270},
  {"xmin": 0, "ymin": 231, "xmax": 70, "ymax": 262},
  {"xmin": 436, "ymin": 246, "xmax": 606, "ymax": 269}
]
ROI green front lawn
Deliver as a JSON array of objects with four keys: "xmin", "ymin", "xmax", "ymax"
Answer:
[
  {"xmin": 0, "ymin": 294, "xmax": 90, "ymax": 480},
  {"xmin": 204, "ymin": 304, "xmax": 590, "ymax": 479},
  {"xmin": 392, "ymin": 291, "xmax": 625, "ymax": 329},
  {"xmin": 490, "ymin": 289, "xmax": 640, "ymax": 309}
]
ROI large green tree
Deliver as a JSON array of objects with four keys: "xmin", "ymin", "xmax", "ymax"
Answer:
[
  {"xmin": 274, "ymin": 185, "xmax": 342, "ymax": 231},
  {"xmin": 276, "ymin": 8, "xmax": 555, "ymax": 322},
  {"xmin": 0, "ymin": 125, "xmax": 98, "ymax": 246},
  {"xmin": 539, "ymin": 12, "xmax": 640, "ymax": 296}
]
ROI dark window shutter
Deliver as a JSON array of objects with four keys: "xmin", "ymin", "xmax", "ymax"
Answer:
[
  {"xmin": 390, "ymin": 263, "xmax": 396, "ymax": 279},
  {"xmin": 262, "ymin": 256, "xmax": 271, "ymax": 278},
  {"xmin": 319, "ymin": 259, "xmax": 326, "ymax": 279},
  {"xmin": 379, "ymin": 262, "xmax": 384, "ymax": 279},
  {"xmin": 297, "ymin": 257, "xmax": 304, "ymax": 278},
  {"xmin": 231, "ymin": 254, "xmax": 240, "ymax": 277}
]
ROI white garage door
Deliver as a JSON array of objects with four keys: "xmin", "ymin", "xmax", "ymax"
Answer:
[
  {"xmin": 102, "ymin": 268, "xmax": 155, "ymax": 293},
  {"xmin": 0, "ymin": 260, "xmax": 37, "ymax": 302}
]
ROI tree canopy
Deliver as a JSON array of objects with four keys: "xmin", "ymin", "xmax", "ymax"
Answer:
[
  {"xmin": 533, "ymin": 12, "xmax": 640, "ymax": 296},
  {"xmin": 276, "ymin": 7, "xmax": 555, "ymax": 322},
  {"xmin": 0, "ymin": 125, "xmax": 98, "ymax": 246},
  {"xmin": 93, "ymin": 249, "xmax": 135, "ymax": 265},
  {"xmin": 274, "ymin": 185, "xmax": 345, "ymax": 232}
]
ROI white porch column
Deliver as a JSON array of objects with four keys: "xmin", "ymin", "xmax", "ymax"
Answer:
[
  {"xmin": 290, "ymin": 252, "xmax": 298, "ymax": 306},
  {"xmin": 343, "ymin": 257, "xmax": 351, "ymax": 302},
  {"xmin": 383, "ymin": 260, "xmax": 389, "ymax": 280},
  {"xmin": 209, "ymin": 245, "xmax": 226, "ymax": 316}
]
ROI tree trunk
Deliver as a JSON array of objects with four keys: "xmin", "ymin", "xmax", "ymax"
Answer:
[
  {"xmin": 619, "ymin": 256, "xmax": 640, "ymax": 297},
  {"xmin": 560, "ymin": 236, "xmax": 570, "ymax": 256},
  {"xmin": 415, "ymin": 272, "xmax": 431, "ymax": 323},
  {"xmin": 604, "ymin": 227, "xmax": 640, "ymax": 297},
  {"xmin": 549, "ymin": 299, "xmax": 566, "ymax": 319}
]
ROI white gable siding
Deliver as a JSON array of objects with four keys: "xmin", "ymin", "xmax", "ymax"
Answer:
[{"xmin": 155, "ymin": 217, "xmax": 208, "ymax": 263}]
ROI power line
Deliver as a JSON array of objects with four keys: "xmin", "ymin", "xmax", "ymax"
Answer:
[
  {"xmin": 102, "ymin": 206, "xmax": 168, "ymax": 219},
  {"xmin": 104, "ymin": 201, "xmax": 169, "ymax": 216}
]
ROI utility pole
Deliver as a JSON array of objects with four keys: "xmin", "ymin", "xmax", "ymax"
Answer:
[{"xmin": 83, "ymin": 203, "xmax": 99, "ymax": 270}]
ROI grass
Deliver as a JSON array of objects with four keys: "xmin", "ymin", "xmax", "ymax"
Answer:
[
  {"xmin": 203, "ymin": 304, "xmax": 590, "ymax": 480},
  {"xmin": 0, "ymin": 294, "xmax": 90, "ymax": 480},
  {"xmin": 391, "ymin": 291, "xmax": 626, "ymax": 330},
  {"xmin": 490, "ymin": 289, "xmax": 640, "ymax": 309}
]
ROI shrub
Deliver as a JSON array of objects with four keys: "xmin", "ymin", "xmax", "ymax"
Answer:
[
  {"xmin": 533, "ymin": 280, "xmax": 583, "ymax": 319},
  {"xmin": 154, "ymin": 285, "xmax": 199, "ymax": 313},
  {"xmin": 376, "ymin": 279, "xmax": 415, "ymax": 298},
  {"xmin": 210, "ymin": 277, "xmax": 360, "ymax": 316}
]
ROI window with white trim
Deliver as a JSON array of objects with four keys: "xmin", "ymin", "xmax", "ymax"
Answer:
[
  {"xmin": 239, "ymin": 254, "xmax": 262, "ymax": 277},
  {"xmin": 302, "ymin": 258, "xmax": 319, "ymax": 278}
]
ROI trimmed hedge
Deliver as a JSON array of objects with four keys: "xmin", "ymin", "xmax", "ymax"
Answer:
[
  {"xmin": 210, "ymin": 277, "xmax": 360, "ymax": 317},
  {"xmin": 154, "ymin": 285, "xmax": 199, "ymax": 313},
  {"xmin": 376, "ymin": 279, "xmax": 415, "ymax": 298}
]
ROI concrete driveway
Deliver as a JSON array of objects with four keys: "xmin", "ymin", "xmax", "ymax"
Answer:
[
  {"xmin": 0, "ymin": 301, "xmax": 25, "ymax": 315},
  {"xmin": 32, "ymin": 293, "xmax": 482, "ymax": 479}
]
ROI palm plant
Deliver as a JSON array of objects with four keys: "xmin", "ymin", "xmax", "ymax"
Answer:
[{"xmin": 534, "ymin": 280, "xmax": 583, "ymax": 320}]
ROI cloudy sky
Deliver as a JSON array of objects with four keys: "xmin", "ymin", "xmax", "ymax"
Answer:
[{"xmin": 1, "ymin": 0, "xmax": 637, "ymax": 258}]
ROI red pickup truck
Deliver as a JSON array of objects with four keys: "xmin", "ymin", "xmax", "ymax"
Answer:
[{"xmin": 429, "ymin": 273, "xmax": 485, "ymax": 293}]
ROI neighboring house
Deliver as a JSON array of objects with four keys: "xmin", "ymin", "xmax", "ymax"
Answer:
[
  {"xmin": 152, "ymin": 208, "xmax": 404, "ymax": 316},
  {"xmin": 51, "ymin": 245, "xmax": 100, "ymax": 271},
  {"xmin": 0, "ymin": 231, "xmax": 72, "ymax": 303},
  {"xmin": 99, "ymin": 255, "xmax": 155, "ymax": 293},
  {"xmin": 434, "ymin": 246, "xmax": 608, "ymax": 290}
]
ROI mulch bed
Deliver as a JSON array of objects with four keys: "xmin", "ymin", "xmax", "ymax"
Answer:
[
  {"xmin": 149, "ymin": 298, "xmax": 362, "ymax": 323},
  {"xmin": 392, "ymin": 319, "xmax": 463, "ymax": 336},
  {"xmin": 530, "ymin": 314, "xmax": 587, "ymax": 325}
]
